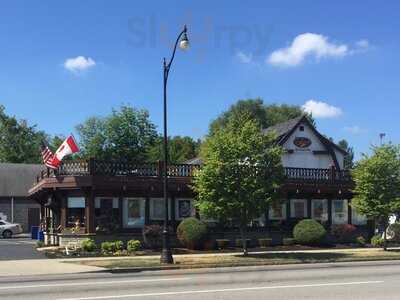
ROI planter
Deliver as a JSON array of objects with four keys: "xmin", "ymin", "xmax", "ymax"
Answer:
[
  {"xmin": 203, "ymin": 239, "xmax": 216, "ymax": 250},
  {"xmin": 216, "ymin": 239, "xmax": 230, "ymax": 250},
  {"xmin": 258, "ymin": 238, "xmax": 272, "ymax": 248},
  {"xmin": 235, "ymin": 238, "xmax": 251, "ymax": 248},
  {"xmin": 283, "ymin": 238, "xmax": 295, "ymax": 246}
]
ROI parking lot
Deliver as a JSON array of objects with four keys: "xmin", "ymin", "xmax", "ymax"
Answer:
[{"xmin": 0, "ymin": 238, "xmax": 45, "ymax": 260}]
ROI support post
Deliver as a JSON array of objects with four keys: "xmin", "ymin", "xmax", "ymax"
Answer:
[
  {"xmin": 328, "ymin": 198, "xmax": 333, "ymax": 227},
  {"xmin": 60, "ymin": 196, "xmax": 67, "ymax": 229},
  {"xmin": 347, "ymin": 199, "xmax": 352, "ymax": 225},
  {"xmin": 85, "ymin": 189, "xmax": 95, "ymax": 234}
]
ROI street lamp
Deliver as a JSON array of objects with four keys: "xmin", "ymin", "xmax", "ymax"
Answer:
[{"xmin": 161, "ymin": 25, "xmax": 190, "ymax": 264}]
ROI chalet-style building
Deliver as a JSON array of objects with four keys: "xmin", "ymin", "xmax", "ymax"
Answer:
[
  {"xmin": 0, "ymin": 163, "xmax": 43, "ymax": 232},
  {"xmin": 28, "ymin": 115, "xmax": 369, "ymax": 245}
]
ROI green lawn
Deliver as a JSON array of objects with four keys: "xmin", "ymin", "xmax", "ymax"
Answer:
[{"xmin": 67, "ymin": 249, "xmax": 400, "ymax": 270}]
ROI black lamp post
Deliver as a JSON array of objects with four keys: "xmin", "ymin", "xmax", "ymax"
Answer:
[{"xmin": 161, "ymin": 25, "xmax": 189, "ymax": 264}]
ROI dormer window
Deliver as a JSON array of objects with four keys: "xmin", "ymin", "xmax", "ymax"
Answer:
[{"xmin": 299, "ymin": 125, "xmax": 305, "ymax": 131}]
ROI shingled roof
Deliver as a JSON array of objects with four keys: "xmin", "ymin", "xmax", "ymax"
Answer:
[
  {"xmin": 0, "ymin": 163, "xmax": 44, "ymax": 197},
  {"xmin": 262, "ymin": 115, "xmax": 304, "ymax": 140},
  {"xmin": 185, "ymin": 115, "xmax": 347, "ymax": 165}
]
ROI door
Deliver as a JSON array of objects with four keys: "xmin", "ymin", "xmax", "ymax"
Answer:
[{"xmin": 28, "ymin": 208, "xmax": 40, "ymax": 233}]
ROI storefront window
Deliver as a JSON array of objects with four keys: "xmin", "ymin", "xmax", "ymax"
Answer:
[
  {"xmin": 175, "ymin": 199, "xmax": 194, "ymax": 220},
  {"xmin": 95, "ymin": 197, "xmax": 120, "ymax": 230},
  {"xmin": 123, "ymin": 198, "xmax": 145, "ymax": 228},
  {"xmin": 332, "ymin": 199, "xmax": 348, "ymax": 224},
  {"xmin": 269, "ymin": 202, "xmax": 287, "ymax": 220},
  {"xmin": 311, "ymin": 199, "xmax": 328, "ymax": 221},
  {"xmin": 67, "ymin": 197, "xmax": 85, "ymax": 227},
  {"xmin": 291, "ymin": 199, "xmax": 307, "ymax": 218},
  {"xmin": 352, "ymin": 206, "xmax": 367, "ymax": 225},
  {"xmin": 150, "ymin": 198, "xmax": 172, "ymax": 220}
]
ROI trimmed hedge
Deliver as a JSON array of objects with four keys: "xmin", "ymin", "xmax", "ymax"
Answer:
[
  {"xmin": 177, "ymin": 217, "xmax": 208, "ymax": 250},
  {"xmin": 293, "ymin": 219, "xmax": 326, "ymax": 245}
]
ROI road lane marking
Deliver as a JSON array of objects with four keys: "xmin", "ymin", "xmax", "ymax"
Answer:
[
  {"xmin": 58, "ymin": 280, "xmax": 384, "ymax": 300},
  {"xmin": 0, "ymin": 277, "xmax": 191, "ymax": 290}
]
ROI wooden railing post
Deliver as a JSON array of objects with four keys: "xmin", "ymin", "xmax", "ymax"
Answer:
[
  {"xmin": 88, "ymin": 157, "xmax": 95, "ymax": 175},
  {"xmin": 330, "ymin": 165, "xmax": 336, "ymax": 183},
  {"xmin": 157, "ymin": 160, "xmax": 163, "ymax": 178}
]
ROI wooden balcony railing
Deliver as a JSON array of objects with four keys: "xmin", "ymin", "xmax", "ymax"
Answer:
[
  {"xmin": 35, "ymin": 159, "xmax": 201, "ymax": 182},
  {"xmin": 35, "ymin": 159, "xmax": 351, "ymax": 184},
  {"xmin": 284, "ymin": 167, "xmax": 351, "ymax": 183}
]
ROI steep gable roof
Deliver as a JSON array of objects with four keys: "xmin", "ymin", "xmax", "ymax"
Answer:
[
  {"xmin": 0, "ymin": 163, "xmax": 44, "ymax": 197},
  {"xmin": 263, "ymin": 115, "xmax": 348, "ymax": 156}
]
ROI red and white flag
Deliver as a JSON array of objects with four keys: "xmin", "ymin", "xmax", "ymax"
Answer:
[
  {"xmin": 41, "ymin": 141, "xmax": 57, "ymax": 169},
  {"xmin": 51, "ymin": 135, "xmax": 79, "ymax": 168}
]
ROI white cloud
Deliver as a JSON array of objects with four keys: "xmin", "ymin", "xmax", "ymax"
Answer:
[
  {"xmin": 64, "ymin": 56, "xmax": 96, "ymax": 73},
  {"xmin": 302, "ymin": 99, "xmax": 343, "ymax": 118},
  {"xmin": 356, "ymin": 39, "xmax": 369, "ymax": 49},
  {"xmin": 236, "ymin": 51, "xmax": 253, "ymax": 64},
  {"xmin": 344, "ymin": 125, "xmax": 366, "ymax": 135},
  {"xmin": 267, "ymin": 33, "xmax": 349, "ymax": 67}
]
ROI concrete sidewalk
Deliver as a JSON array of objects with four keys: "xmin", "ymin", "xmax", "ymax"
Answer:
[{"xmin": 0, "ymin": 259, "xmax": 106, "ymax": 277}]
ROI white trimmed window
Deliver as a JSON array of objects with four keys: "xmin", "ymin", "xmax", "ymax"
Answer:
[
  {"xmin": 67, "ymin": 197, "xmax": 85, "ymax": 226},
  {"xmin": 122, "ymin": 198, "xmax": 145, "ymax": 228},
  {"xmin": 175, "ymin": 199, "xmax": 195, "ymax": 220},
  {"xmin": 150, "ymin": 198, "xmax": 172, "ymax": 220},
  {"xmin": 332, "ymin": 199, "xmax": 348, "ymax": 224},
  {"xmin": 291, "ymin": 199, "xmax": 307, "ymax": 218},
  {"xmin": 352, "ymin": 207, "xmax": 367, "ymax": 225},
  {"xmin": 269, "ymin": 202, "xmax": 287, "ymax": 220},
  {"xmin": 311, "ymin": 199, "xmax": 328, "ymax": 221}
]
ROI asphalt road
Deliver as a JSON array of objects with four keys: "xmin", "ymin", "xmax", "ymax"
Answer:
[
  {"xmin": 0, "ymin": 238, "xmax": 45, "ymax": 260},
  {"xmin": 1, "ymin": 260, "xmax": 400, "ymax": 299}
]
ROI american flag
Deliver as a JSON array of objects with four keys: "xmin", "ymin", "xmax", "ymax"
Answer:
[{"xmin": 41, "ymin": 142, "xmax": 57, "ymax": 169}]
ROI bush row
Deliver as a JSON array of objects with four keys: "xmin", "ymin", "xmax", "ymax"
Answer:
[{"xmin": 78, "ymin": 239, "xmax": 141, "ymax": 254}]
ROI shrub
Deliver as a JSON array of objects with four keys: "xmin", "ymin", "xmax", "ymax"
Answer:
[
  {"xmin": 258, "ymin": 238, "xmax": 272, "ymax": 248},
  {"xmin": 283, "ymin": 238, "xmax": 295, "ymax": 246},
  {"xmin": 36, "ymin": 241, "xmax": 44, "ymax": 248},
  {"xmin": 127, "ymin": 240, "xmax": 141, "ymax": 253},
  {"xmin": 356, "ymin": 236, "xmax": 366, "ymax": 247},
  {"xmin": 81, "ymin": 239, "xmax": 96, "ymax": 252},
  {"xmin": 114, "ymin": 240, "xmax": 123, "ymax": 251},
  {"xmin": 101, "ymin": 241, "xmax": 113, "ymax": 253},
  {"xmin": 216, "ymin": 239, "xmax": 230, "ymax": 249},
  {"xmin": 143, "ymin": 225, "xmax": 163, "ymax": 249},
  {"xmin": 177, "ymin": 217, "xmax": 208, "ymax": 250},
  {"xmin": 293, "ymin": 219, "xmax": 326, "ymax": 245},
  {"xmin": 101, "ymin": 240, "xmax": 123, "ymax": 254},
  {"xmin": 371, "ymin": 234, "xmax": 384, "ymax": 247},
  {"xmin": 331, "ymin": 224, "xmax": 357, "ymax": 243}
]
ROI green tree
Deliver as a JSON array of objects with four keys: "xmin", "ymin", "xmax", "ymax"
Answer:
[
  {"xmin": 338, "ymin": 139, "xmax": 355, "ymax": 169},
  {"xmin": 76, "ymin": 105, "xmax": 158, "ymax": 162},
  {"xmin": 0, "ymin": 105, "xmax": 48, "ymax": 163},
  {"xmin": 352, "ymin": 144, "xmax": 400, "ymax": 250},
  {"xmin": 194, "ymin": 115, "xmax": 284, "ymax": 255},
  {"xmin": 209, "ymin": 99, "xmax": 313, "ymax": 136},
  {"xmin": 148, "ymin": 136, "xmax": 201, "ymax": 163}
]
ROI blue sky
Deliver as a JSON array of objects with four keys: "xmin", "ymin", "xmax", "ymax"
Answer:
[{"xmin": 0, "ymin": 1, "xmax": 399, "ymax": 159}]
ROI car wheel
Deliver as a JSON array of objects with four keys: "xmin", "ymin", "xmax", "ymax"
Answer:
[{"xmin": 2, "ymin": 230, "xmax": 12, "ymax": 239}]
